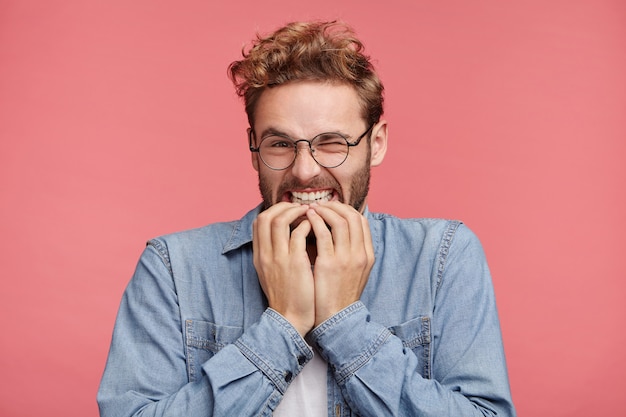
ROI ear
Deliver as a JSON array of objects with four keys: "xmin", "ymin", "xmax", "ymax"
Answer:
[
  {"xmin": 369, "ymin": 120, "xmax": 388, "ymax": 167},
  {"xmin": 248, "ymin": 127, "xmax": 260, "ymax": 172}
]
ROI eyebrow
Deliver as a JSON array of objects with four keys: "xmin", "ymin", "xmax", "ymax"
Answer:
[
  {"xmin": 258, "ymin": 127, "xmax": 288, "ymax": 139},
  {"xmin": 258, "ymin": 127, "xmax": 353, "ymax": 140}
]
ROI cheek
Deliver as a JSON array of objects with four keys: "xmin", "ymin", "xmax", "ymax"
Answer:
[
  {"xmin": 259, "ymin": 170, "xmax": 282, "ymax": 196},
  {"xmin": 333, "ymin": 161, "xmax": 362, "ymax": 187}
]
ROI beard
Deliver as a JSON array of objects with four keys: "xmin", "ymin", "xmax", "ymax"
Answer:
[{"xmin": 258, "ymin": 156, "xmax": 372, "ymax": 213}]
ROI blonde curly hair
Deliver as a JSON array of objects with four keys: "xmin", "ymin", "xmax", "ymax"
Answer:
[{"xmin": 228, "ymin": 21, "xmax": 384, "ymax": 127}]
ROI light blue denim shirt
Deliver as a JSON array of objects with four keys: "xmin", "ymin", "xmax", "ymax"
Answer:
[{"xmin": 98, "ymin": 205, "xmax": 516, "ymax": 416}]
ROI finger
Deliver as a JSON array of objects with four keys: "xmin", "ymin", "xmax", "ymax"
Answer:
[
  {"xmin": 269, "ymin": 205, "xmax": 308, "ymax": 254},
  {"xmin": 289, "ymin": 219, "xmax": 312, "ymax": 254},
  {"xmin": 256, "ymin": 203, "xmax": 308, "ymax": 255},
  {"xmin": 330, "ymin": 202, "xmax": 367, "ymax": 255},
  {"xmin": 360, "ymin": 215, "xmax": 375, "ymax": 268},
  {"xmin": 313, "ymin": 202, "xmax": 362, "ymax": 255},
  {"xmin": 306, "ymin": 207, "xmax": 336, "ymax": 255},
  {"xmin": 252, "ymin": 218, "xmax": 261, "ymax": 268}
]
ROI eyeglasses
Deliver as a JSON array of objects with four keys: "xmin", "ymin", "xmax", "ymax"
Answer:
[{"xmin": 249, "ymin": 124, "xmax": 373, "ymax": 170}]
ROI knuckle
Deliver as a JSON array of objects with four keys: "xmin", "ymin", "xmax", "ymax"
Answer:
[
  {"xmin": 333, "ymin": 217, "xmax": 349, "ymax": 231},
  {"xmin": 256, "ymin": 212, "xmax": 270, "ymax": 225},
  {"xmin": 355, "ymin": 256, "xmax": 368, "ymax": 270},
  {"xmin": 270, "ymin": 216, "xmax": 287, "ymax": 229}
]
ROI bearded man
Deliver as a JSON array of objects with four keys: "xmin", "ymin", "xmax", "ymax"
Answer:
[{"xmin": 98, "ymin": 21, "xmax": 516, "ymax": 417}]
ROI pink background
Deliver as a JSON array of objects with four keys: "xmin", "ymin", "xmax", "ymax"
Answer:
[{"xmin": 1, "ymin": 1, "xmax": 625, "ymax": 415}]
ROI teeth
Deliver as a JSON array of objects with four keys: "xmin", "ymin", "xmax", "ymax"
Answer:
[{"xmin": 291, "ymin": 190, "xmax": 332, "ymax": 204}]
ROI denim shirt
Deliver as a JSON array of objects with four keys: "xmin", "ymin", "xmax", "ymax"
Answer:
[{"xmin": 98, "ymin": 205, "xmax": 516, "ymax": 416}]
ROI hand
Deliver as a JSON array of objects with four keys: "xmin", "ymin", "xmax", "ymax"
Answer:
[
  {"xmin": 306, "ymin": 201, "xmax": 375, "ymax": 327},
  {"xmin": 252, "ymin": 202, "xmax": 316, "ymax": 336}
]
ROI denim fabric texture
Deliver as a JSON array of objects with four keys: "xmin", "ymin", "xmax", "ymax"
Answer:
[{"xmin": 98, "ymin": 205, "xmax": 516, "ymax": 416}]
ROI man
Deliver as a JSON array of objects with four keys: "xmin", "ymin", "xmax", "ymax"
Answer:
[{"xmin": 98, "ymin": 21, "xmax": 516, "ymax": 416}]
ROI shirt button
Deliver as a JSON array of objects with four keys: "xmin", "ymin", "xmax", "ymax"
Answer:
[
  {"xmin": 298, "ymin": 355, "xmax": 307, "ymax": 366},
  {"xmin": 284, "ymin": 371, "xmax": 293, "ymax": 382}
]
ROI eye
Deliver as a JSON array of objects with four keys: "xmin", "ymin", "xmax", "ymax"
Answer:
[
  {"xmin": 314, "ymin": 134, "xmax": 347, "ymax": 149},
  {"xmin": 263, "ymin": 136, "xmax": 295, "ymax": 149}
]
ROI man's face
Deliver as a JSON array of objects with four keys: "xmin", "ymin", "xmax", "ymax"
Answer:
[{"xmin": 250, "ymin": 81, "xmax": 387, "ymax": 212}]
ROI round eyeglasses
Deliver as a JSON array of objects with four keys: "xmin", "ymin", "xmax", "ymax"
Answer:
[{"xmin": 249, "ymin": 124, "xmax": 373, "ymax": 170}]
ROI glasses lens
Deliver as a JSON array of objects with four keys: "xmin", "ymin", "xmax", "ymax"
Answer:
[
  {"xmin": 259, "ymin": 136, "xmax": 297, "ymax": 170},
  {"xmin": 311, "ymin": 134, "xmax": 349, "ymax": 168}
]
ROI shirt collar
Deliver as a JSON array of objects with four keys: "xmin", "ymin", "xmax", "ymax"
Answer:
[
  {"xmin": 221, "ymin": 204, "xmax": 262, "ymax": 254},
  {"xmin": 221, "ymin": 203, "xmax": 374, "ymax": 255}
]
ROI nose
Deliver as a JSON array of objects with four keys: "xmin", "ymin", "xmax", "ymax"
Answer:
[{"xmin": 290, "ymin": 141, "xmax": 321, "ymax": 182}]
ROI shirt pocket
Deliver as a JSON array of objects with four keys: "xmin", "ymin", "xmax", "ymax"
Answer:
[
  {"xmin": 185, "ymin": 319, "xmax": 244, "ymax": 382},
  {"xmin": 388, "ymin": 316, "xmax": 432, "ymax": 379}
]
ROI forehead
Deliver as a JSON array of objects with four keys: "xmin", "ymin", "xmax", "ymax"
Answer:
[{"xmin": 253, "ymin": 81, "xmax": 364, "ymax": 134}]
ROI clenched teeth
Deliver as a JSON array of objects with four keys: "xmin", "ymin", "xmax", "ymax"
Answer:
[{"xmin": 291, "ymin": 190, "xmax": 332, "ymax": 204}]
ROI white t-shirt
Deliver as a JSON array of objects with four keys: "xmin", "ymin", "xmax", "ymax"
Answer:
[{"xmin": 273, "ymin": 350, "xmax": 328, "ymax": 416}]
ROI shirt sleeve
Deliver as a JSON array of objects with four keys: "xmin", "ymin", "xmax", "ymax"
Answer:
[
  {"xmin": 97, "ymin": 243, "xmax": 313, "ymax": 417},
  {"xmin": 308, "ymin": 224, "xmax": 516, "ymax": 416}
]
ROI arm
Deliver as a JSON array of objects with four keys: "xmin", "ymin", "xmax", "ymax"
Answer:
[
  {"xmin": 308, "ymin": 223, "xmax": 516, "ymax": 416},
  {"xmin": 97, "ymin": 242, "xmax": 313, "ymax": 417}
]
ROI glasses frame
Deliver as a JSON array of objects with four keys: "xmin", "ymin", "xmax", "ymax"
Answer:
[{"xmin": 249, "ymin": 124, "xmax": 374, "ymax": 171}]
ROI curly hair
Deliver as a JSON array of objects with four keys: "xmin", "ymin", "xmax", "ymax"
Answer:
[{"xmin": 228, "ymin": 21, "xmax": 384, "ymax": 127}]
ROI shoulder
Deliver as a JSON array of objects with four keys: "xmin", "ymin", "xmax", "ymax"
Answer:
[
  {"xmin": 367, "ymin": 211, "xmax": 485, "ymax": 262},
  {"xmin": 367, "ymin": 211, "xmax": 467, "ymax": 244},
  {"xmin": 146, "ymin": 205, "xmax": 259, "ymax": 266},
  {"xmin": 152, "ymin": 220, "xmax": 241, "ymax": 247}
]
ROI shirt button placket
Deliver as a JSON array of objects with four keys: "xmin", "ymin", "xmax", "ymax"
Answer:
[{"xmin": 284, "ymin": 371, "xmax": 293, "ymax": 383}]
